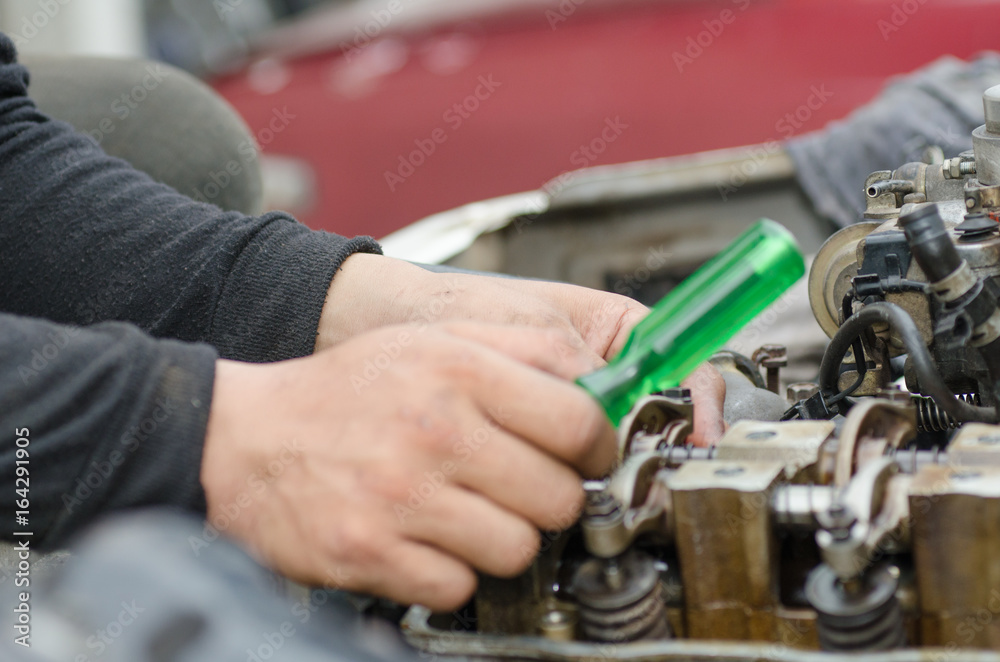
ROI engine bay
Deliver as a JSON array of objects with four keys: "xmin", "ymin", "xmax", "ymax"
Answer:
[{"xmin": 397, "ymin": 84, "xmax": 1000, "ymax": 661}]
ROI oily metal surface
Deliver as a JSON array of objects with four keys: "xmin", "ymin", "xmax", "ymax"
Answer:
[{"xmin": 403, "ymin": 606, "xmax": 1000, "ymax": 662}]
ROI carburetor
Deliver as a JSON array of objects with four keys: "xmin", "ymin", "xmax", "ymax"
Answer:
[{"xmin": 400, "ymin": 86, "xmax": 1000, "ymax": 661}]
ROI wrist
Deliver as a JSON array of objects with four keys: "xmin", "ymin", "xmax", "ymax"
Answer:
[
  {"xmin": 313, "ymin": 253, "xmax": 444, "ymax": 351},
  {"xmin": 201, "ymin": 359, "xmax": 270, "ymax": 527}
]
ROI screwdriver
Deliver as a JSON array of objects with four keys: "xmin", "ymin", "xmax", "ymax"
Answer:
[{"xmin": 577, "ymin": 219, "xmax": 806, "ymax": 425}]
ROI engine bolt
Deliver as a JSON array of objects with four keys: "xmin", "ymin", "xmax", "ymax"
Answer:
[{"xmin": 753, "ymin": 344, "xmax": 788, "ymax": 394}]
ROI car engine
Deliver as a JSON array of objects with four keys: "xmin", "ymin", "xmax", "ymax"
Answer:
[{"xmin": 398, "ymin": 85, "xmax": 1000, "ymax": 661}]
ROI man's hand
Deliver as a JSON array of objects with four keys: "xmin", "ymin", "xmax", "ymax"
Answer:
[
  {"xmin": 314, "ymin": 253, "xmax": 725, "ymax": 444},
  {"xmin": 315, "ymin": 254, "xmax": 646, "ymax": 361},
  {"xmin": 202, "ymin": 322, "xmax": 617, "ymax": 611},
  {"xmin": 683, "ymin": 364, "xmax": 726, "ymax": 447}
]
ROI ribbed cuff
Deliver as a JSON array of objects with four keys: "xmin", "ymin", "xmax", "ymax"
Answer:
[{"xmin": 209, "ymin": 212, "xmax": 382, "ymax": 362}]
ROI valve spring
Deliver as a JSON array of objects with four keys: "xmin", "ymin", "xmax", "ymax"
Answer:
[
  {"xmin": 807, "ymin": 564, "xmax": 906, "ymax": 652},
  {"xmin": 814, "ymin": 591, "xmax": 906, "ymax": 651},
  {"xmin": 572, "ymin": 552, "xmax": 671, "ymax": 643},
  {"xmin": 576, "ymin": 580, "xmax": 669, "ymax": 643},
  {"xmin": 913, "ymin": 393, "xmax": 980, "ymax": 432}
]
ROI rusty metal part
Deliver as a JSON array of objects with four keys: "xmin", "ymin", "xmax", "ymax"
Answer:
[
  {"xmin": 669, "ymin": 460, "xmax": 784, "ymax": 641},
  {"xmin": 716, "ymin": 420, "xmax": 835, "ymax": 482},
  {"xmin": 402, "ymin": 605, "xmax": 1000, "ymax": 661},
  {"xmin": 641, "ymin": 443, "xmax": 946, "ymax": 475},
  {"xmin": 772, "ymin": 484, "xmax": 835, "ymax": 529},
  {"xmin": 537, "ymin": 604, "xmax": 579, "ymax": 642},
  {"xmin": 910, "ymin": 462, "xmax": 1000, "ymax": 648},
  {"xmin": 806, "ymin": 563, "xmax": 906, "ymax": 651},
  {"xmin": 711, "ymin": 350, "xmax": 767, "ymax": 390},
  {"xmin": 570, "ymin": 551, "xmax": 671, "ymax": 642},
  {"xmin": 788, "ymin": 382, "xmax": 820, "ymax": 401},
  {"xmin": 913, "ymin": 393, "xmax": 982, "ymax": 431},
  {"xmin": 947, "ymin": 422, "xmax": 1000, "ymax": 466},
  {"xmin": 833, "ymin": 400, "xmax": 916, "ymax": 488},
  {"xmin": 405, "ymin": 83, "xmax": 1000, "ymax": 661},
  {"xmin": 816, "ymin": 457, "xmax": 912, "ymax": 582},
  {"xmin": 583, "ymin": 463, "xmax": 673, "ymax": 559},
  {"xmin": 753, "ymin": 344, "xmax": 788, "ymax": 394},
  {"xmin": 808, "ymin": 221, "xmax": 881, "ymax": 338},
  {"xmin": 943, "ymin": 156, "xmax": 978, "ymax": 180},
  {"xmin": 617, "ymin": 394, "xmax": 694, "ymax": 459}
]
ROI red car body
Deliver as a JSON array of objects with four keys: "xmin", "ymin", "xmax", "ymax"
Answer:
[{"xmin": 212, "ymin": 0, "xmax": 1000, "ymax": 239}]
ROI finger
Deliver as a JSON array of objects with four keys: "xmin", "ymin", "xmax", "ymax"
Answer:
[
  {"xmin": 600, "ymin": 303, "xmax": 648, "ymax": 359},
  {"xmin": 441, "ymin": 339, "xmax": 617, "ymax": 477},
  {"xmin": 683, "ymin": 364, "xmax": 727, "ymax": 447},
  {"xmin": 446, "ymin": 426, "xmax": 585, "ymax": 530},
  {"xmin": 566, "ymin": 291, "xmax": 648, "ymax": 360},
  {"xmin": 440, "ymin": 321, "xmax": 604, "ymax": 378},
  {"xmin": 400, "ymin": 485, "xmax": 541, "ymax": 578},
  {"xmin": 360, "ymin": 539, "xmax": 478, "ymax": 612}
]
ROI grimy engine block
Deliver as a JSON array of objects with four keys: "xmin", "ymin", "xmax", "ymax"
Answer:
[{"xmin": 400, "ymin": 86, "xmax": 1000, "ymax": 661}]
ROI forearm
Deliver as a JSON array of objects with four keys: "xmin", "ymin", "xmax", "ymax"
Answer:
[
  {"xmin": 0, "ymin": 313, "xmax": 216, "ymax": 546},
  {"xmin": 0, "ymin": 33, "xmax": 380, "ymax": 362}
]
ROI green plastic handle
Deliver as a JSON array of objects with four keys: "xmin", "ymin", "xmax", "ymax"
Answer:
[{"xmin": 577, "ymin": 219, "xmax": 805, "ymax": 425}]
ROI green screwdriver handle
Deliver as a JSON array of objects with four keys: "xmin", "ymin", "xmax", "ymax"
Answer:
[{"xmin": 577, "ymin": 219, "xmax": 805, "ymax": 425}]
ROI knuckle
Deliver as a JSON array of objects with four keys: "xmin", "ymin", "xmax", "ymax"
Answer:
[
  {"xmin": 439, "ymin": 347, "xmax": 482, "ymax": 384},
  {"xmin": 323, "ymin": 515, "xmax": 380, "ymax": 567},
  {"xmin": 547, "ymin": 480, "xmax": 585, "ymax": 530},
  {"xmin": 436, "ymin": 320, "xmax": 475, "ymax": 337},
  {"xmin": 568, "ymin": 402, "xmax": 615, "ymax": 477},
  {"xmin": 495, "ymin": 526, "xmax": 541, "ymax": 577},
  {"xmin": 360, "ymin": 466, "xmax": 414, "ymax": 504},
  {"xmin": 408, "ymin": 416, "xmax": 461, "ymax": 457},
  {"xmin": 571, "ymin": 401, "xmax": 610, "ymax": 451},
  {"xmin": 421, "ymin": 567, "xmax": 478, "ymax": 611}
]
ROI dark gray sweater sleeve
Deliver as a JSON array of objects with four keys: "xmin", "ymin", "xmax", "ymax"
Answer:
[
  {"xmin": 0, "ymin": 32, "xmax": 381, "ymax": 546},
  {"xmin": 0, "ymin": 34, "xmax": 381, "ymax": 362},
  {"xmin": 1, "ymin": 313, "xmax": 217, "ymax": 546}
]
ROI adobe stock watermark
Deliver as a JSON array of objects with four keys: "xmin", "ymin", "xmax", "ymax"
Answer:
[
  {"xmin": 339, "ymin": 0, "xmax": 415, "ymax": 62},
  {"xmin": 512, "ymin": 116, "xmax": 629, "ymax": 235},
  {"xmin": 350, "ymin": 279, "xmax": 463, "ymax": 394},
  {"xmin": 17, "ymin": 325, "xmax": 81, "ymax": 386},
  {"xmin": 522, "ymin": 497, "xmax": 583, "ymax": 565},
  {"xmin": 289, "ymin": 568, "xmax": 357, "ymax": 625},
  {"xmin": 247, "ymin": 565, "xmax": 357, "ymax": 661},
  {"xmin": 8, "ymin": 0, "xmax": 74, "ymax": 47},
  {"xmin": 74, "ymin": 273, "xmax": 133, "ymax": 325},
  {"xmin": 612, "ymin": 245, "xmax": 672, "ymax": 298},
  {"xmin": 546, "ymin": 0, "xmax": 587, "ymax": 30},
  {"xmin": 384, "ymin": 75, "xmax": 502, "ymax": 192},
  {"xmin": 63, "ymin": 63, "xmax": 172, "ymax": 168},
  {"xmin": 72, "ymin": 601, "xmax": 145, "ymax": 662},
  {"xmin": 190, "ymin": 106, "xmax": 295, "ymax": 205},
  {"xmin": 188, "ymin": 439, "xmax": 305, "ymax": 555},
  {"xmin": 726, "ymin": 290, "xmax": 797, "ymax": 356},
  {"xmin": 672, "ymin": 0, "xmax": 751, "ymax": 73},
  {"xmin": 61, "ymin": 398, "xmax": 177, "ymax": 514},
  {"xmin": 900, "ymin": 122, "xmax": 964, "ymax": 163},
  {"xmin": 415, "ymin": 605, "xmax": 478, "ymax": 661},
  {"xmin": 877, "ymin": 0, "xmax": 929, "ymax": 41},
  {"xmin": 717, "ymin": 84, "xmax": 833, "ymax": 200},
  {"xmin": 212, "ymin": 0, "xmax": 247, "ymax": 19},
  {"xmin": 394, "ymin": 409, "xmax": 511, "ymax": 523}
]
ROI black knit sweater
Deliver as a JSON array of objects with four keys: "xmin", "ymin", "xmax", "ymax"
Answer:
[{"xmin": 0, "ymin": 34, "xmax": 381, "ymax": 546}]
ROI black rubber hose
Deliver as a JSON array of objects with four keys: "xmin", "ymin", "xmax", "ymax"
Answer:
[
  {"xmin": 819, "ymin": 302, "xmax": 1000, "ymax": 423},
  {"xmin": 898, "ymin": 205, "xmax": 963, "ymax": 283}
]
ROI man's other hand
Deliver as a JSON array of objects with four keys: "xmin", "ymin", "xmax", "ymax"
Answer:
[{"xmin": 202, "ymin": 322, "xmax": 616, "ymax": 611}]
